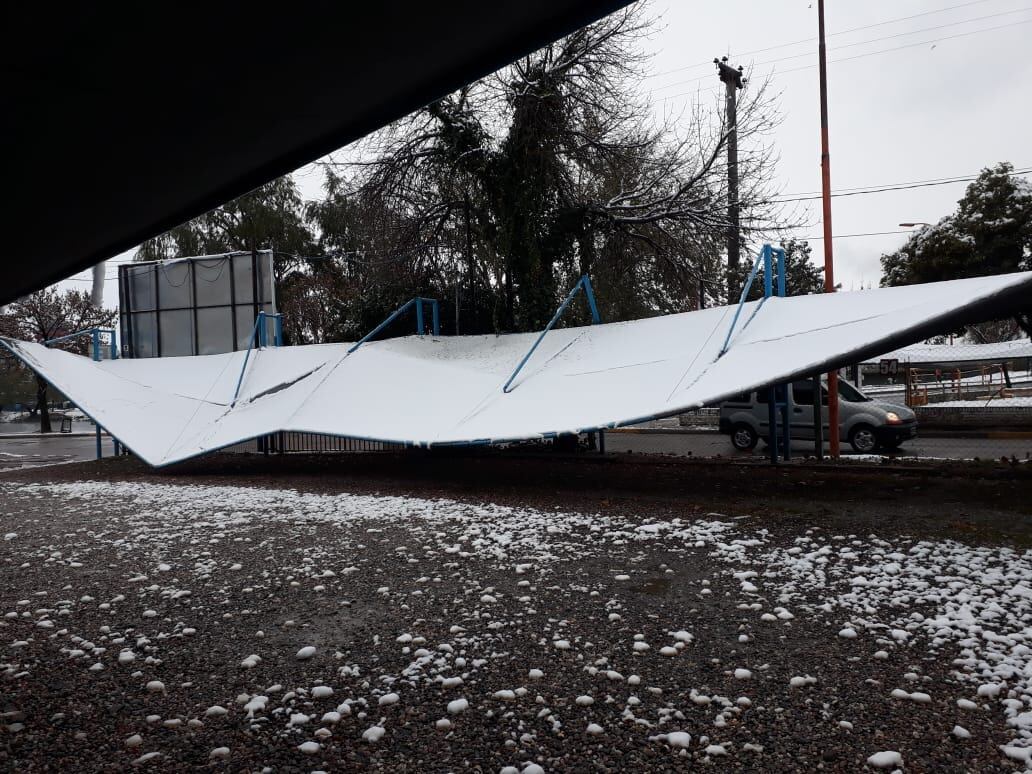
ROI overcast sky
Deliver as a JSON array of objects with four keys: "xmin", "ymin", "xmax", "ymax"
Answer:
[{"xmin": 64, "ymin": 0, "xmax": 1032, "ymax": 305}]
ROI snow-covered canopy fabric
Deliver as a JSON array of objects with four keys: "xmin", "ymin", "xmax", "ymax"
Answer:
[
  {"xmin": 4, "ymin": 272, "xmax": 1031, "ymax": 467},
  {"xmin": 860, "ymin": 339, "xmax": 1032, "ymax": 365}
]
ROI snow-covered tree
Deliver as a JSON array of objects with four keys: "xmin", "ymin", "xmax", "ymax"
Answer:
[{"xmin": 880, "ymin": 162, "xmax": 1031, "ymax": 337}]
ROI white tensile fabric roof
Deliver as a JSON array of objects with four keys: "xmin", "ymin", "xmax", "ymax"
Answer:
[
  {"xmin": 4, "ymin": 271, "xmax": 1031, "ymax": 467},
  {"xmin": 860, "ymin": 338, "xmax": 1032, "ymax": 365}
]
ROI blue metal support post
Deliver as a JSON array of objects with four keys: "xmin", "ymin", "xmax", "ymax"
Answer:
[
  {"xmin": 763, "ymin": 246, "xmax": 791, "ymax": 464},
  {"xmin": 776, "ymin": 247, "xmax": 787, "ymax": 297},
  {"xmin": 502, "ymin": 275, "xmax": 601, "ymax": 394},
  {"xmin": 719, "ymin": 245, "xmax": 769, "ymax": 357},
  {"xmin": 348, "ymin": 296, "xmax": 440, "ymax": 354},
  {"xmin": 91, "ymin": 330, "xmax": 102, "ymax": 458},
  {"xmin": 763, "ymin": 246, "xmax": 773, "ymax": 299},
  {"xmin": 231, "ymin": 312, "xmax": 266, "ymax": 405},
  {"xmin": 776, "ymin": 249, "xmax": 791, "ymax": 461},
  {"xmin": 763, "ymin": 246, "xmax": 777, "ymax": 462},
  {"xmin": 582, "ymin": 275, "xmax": 601, "ymax": 324}
]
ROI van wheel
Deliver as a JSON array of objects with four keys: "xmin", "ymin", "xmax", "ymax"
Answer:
[
  {"xmin": 848, "ymin": 424, "xmax": 878, "ymax": 454},
  {"xmin": 730, "ymin": 423, "xmax": 758, "ymax": 451}
]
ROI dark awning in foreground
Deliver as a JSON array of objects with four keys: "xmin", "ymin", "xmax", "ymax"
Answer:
[{"xmin": 2, "ymin": 2, "xmax": 630, "ymax": 304}]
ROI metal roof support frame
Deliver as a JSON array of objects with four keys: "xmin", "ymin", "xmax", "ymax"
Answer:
[
  {"xmin": 720, "ymin": 245, "xmax": 769, "ymax": 357},
  {"xmin": 762, "ymin": 246, "xmax": 791, "ymax": 464},
  {"xmin": 44, "ymin": 327, "xmax": 118, "ymax": 360},
  {"xmin": 347, "ymin": 297, "xmax": 440, "ymax": 355},
  {"xmin": 502, "ymin": 274, "xmax": 601, "ymax": 394}
]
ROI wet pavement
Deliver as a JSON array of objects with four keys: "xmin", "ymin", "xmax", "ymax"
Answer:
[{"xmin": 0, "ymin": 420, "xmax": 109, "ymax": 470}]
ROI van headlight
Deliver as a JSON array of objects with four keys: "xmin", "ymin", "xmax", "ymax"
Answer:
[{"xmin": 885, "ymin": 411, "xmax": 901, "ymax": 424}]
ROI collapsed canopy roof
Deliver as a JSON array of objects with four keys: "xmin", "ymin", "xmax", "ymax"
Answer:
[
  {"xmin": 860, "ymin": 339, "xmax": 1032, "ymax": 365},
  {"xmin": 2, "ymin": 1, "xmax": 630, "ymax": 304},
  {"xmin": 4, "ymin": 271, "xmax": 1030, "ymax": 467}
]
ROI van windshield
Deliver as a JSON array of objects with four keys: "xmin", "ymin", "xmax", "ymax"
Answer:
[{"xmin": 836, "ymin": 379, "xmax": 871, "ymax": 402}]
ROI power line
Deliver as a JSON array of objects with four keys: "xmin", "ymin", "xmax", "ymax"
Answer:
[
  {"xmin": 799, "ymin": 230, "xmax": 914, "ymax": 240},
  {"xmin": 651, "ymin": 7, "xmax": 1032, "ymax": 93},
  {"xmin": 658, "ymin": 17, "xmax": 1032, "ymax": 99},
  {"xmin": 647, "ymin": 0, "xmax": 999, "ymax": 80},
  {"xmin": 778, "ymin": 167, "xmax": 1032, "ymax": 198},
  {"xmin": 770, "ymin": 167, "xmax": 1032, "ymax": 204}
]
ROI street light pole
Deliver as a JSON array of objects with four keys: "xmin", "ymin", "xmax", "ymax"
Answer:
[{"xmin": 817, "ymin": 0, "xmax": 840, "ymax": 457}]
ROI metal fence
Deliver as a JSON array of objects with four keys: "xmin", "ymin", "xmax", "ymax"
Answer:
[{"xmin": 250, "ymin": 432, "xmax": 404, "ymax": 455}]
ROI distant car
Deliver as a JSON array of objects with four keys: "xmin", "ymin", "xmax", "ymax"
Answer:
[{"xmin": 719, "ymin": 378, "xmax": 918, "ymax": 454}]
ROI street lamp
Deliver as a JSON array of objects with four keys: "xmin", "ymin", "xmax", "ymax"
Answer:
[{"xmin": 898, "ymin": 222, "xmax": 931, "ymax": 228}]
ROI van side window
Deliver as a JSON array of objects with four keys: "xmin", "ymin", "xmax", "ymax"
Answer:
[
  {"xmin": 726, "ymin": 392, "xmax": 751, "ymax": 404},
  {"xmin": 792, "ymin": 380, "xmax": 814, "ymax": 405}
]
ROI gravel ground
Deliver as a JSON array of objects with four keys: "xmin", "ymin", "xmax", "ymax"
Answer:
[{"xmin": 1, "ymin": 452, "xmax": 1031, "ymax": 772}]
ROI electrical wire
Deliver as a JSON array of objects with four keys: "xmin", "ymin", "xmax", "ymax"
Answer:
[
  {"xmin": 658, "ymin": 17, "xmax": 1032, "ymax": 99},
  {"xmin": 651, "ymin": 7, "xmax": 1032, "ymax": 92},
  {"xmin": 776, "ymin": 167, "xmax": 1032, "ymax": 199},
  {"xmin": 769, "ymin": 167, "xmax": 1032, "ymax": 204},
  {"xmin": 646, "ymin": 0, "xmax": 999, "ymax": 80},
  {"xmin": 798, "ymin": 230, "xmax": 914, "ymax": 240}
]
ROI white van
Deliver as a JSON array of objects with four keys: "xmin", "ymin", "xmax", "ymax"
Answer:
[{"xmin": 719, "ymin": 378, "xmax": 918, "ymax": 454}]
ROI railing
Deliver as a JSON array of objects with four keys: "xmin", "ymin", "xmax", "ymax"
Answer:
[{"xmin": 44, "ymin": 327, "xmax": 118, "ymax": 361}]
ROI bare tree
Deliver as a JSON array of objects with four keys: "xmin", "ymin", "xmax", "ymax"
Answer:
[
  {"xmin": 0, "ymin": 289, "xmax": 116, "ymax": 432},
  {"xmin": 323, "ymin": 1, "xmax": 798, "ymax": 330}
]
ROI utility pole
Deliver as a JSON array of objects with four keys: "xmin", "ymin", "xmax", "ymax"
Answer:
[
  {"xmin": 715, "ymin": 57, "xmax": 744, "ymax": 301},
  {"xmin": 817, "ymin": 0, "xmax": 841, "ymax": 457}
]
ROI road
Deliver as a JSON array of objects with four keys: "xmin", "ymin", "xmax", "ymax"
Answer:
[
  {"xmin": 605, "ymin": 429, "xmax": 1032, "ymax": 461},
  {"xmin": 2, "ymin": 423, "xmax": 1029, "ymax": 471},
  {"xmin": 0, "ymin": 420, "xmax": 113, "ymax": 470}
]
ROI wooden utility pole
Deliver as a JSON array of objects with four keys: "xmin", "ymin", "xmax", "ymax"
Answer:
[
  {"xmin": 817, "ymin": 0, "xmax": 841, "ymax": 456},
  {"xmin": 715, "ymin": 57, "xmax": 744, "ymax": 301}
]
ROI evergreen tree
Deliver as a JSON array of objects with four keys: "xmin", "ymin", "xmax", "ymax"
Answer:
[
  {"xmin": 880, "ymin": 162, "xmax": 1031, "ymax": 336},
  {"xmin": 736, "ymin": 239, "xmax": 825, "ymax": 301}
]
